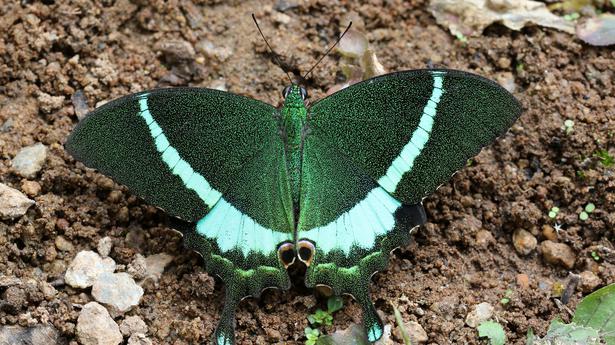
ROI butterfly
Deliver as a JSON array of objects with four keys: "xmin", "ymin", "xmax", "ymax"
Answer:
[{"xmin": 65, "ymin": 20, "xmax": 522, "ymax": 345}]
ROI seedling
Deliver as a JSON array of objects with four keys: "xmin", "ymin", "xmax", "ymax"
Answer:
[
  {"xmin": 563, "ymin": 119, "xmax": 574, "ymax": 135},
  {"xmin": 591, "ymin": 251, "xmax": 601, "ymax": 262},
  {"xmin": 478, "ymin": 321, "xmax": 506, "ymax": 345},
  {"xmin": 304, "ymin": 327, "xmax": 320, "ymax": 345},
  {"xmin": 455, "ymin": 32, "xmax": 468, "ymax": 43},
  {"xmin": 579, "ymin": 203, "xmax": 595, "ymax": 221},
  {"xmin": 500, "ymin": 289, "xmax": 513, "ymax": 306},
  {"xmin": 563, "ymin": 12, "xmax": 580, "ymax": 21},
  {"xmin": 593, "ymin": 149, "xmax": 614, "ymax": 168},
  {"xmin": 548, "ymin": 206, "xmax": 560, "ymax": 219}
]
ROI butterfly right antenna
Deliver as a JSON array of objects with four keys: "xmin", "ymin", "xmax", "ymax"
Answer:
[{"xmin": 302, "ymin": 21, "xmax": 352, "ymax": 81}]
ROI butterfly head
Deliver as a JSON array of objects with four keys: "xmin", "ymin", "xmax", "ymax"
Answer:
[{"xmin": 282, "ymin": 84, "xmax": 308, "ymax": 107}]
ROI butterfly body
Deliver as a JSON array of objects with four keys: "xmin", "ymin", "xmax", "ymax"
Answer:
[{"xmin": 66, "ymin": 69, "xmax": 521, "ymax": 344}]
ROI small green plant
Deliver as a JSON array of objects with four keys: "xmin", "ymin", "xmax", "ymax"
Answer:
[
  {"xmin": 593, "ymin": 149, "xmax": 614, "ymax": 168},
  {"xmin": 455, "ymin": 32, "xmax": 468, "ymax": 43},
  {"xmin": 579, "ymin": 203, "xmax": 595, "ymax": 221},
  {"xmin": 591, "ymin": 251, "xmax": 601, "ymax": 261},
  {"xmin": 563, "ymin": 12, "xmax": 581, "ymax": 21},
  {"xmin": 500, "ymin": 289, "xmax": 513, "ymax": 306},
  {"xmin": 548, "ymin": 206, "xmax": 560, "ymax": 219},
  {"xmin": 478, "ymin": 321, "xmax": 506, "ymax": 345},
  {"xmin": 515, "ymin": 63, "xmax": 525, "ymax": 73},
  {"xmin": 563, "ymin": 119, "xmax": 575, "ymax": 135},
  {"xmin": 304, "ymin": 296, "xmax": 344, "ymax": 343},
  {"xmin": 527, "ymin": 283, "xmax": 615, "ymax": 344},
  {"xmin": 304, "ymin": 327, "xmax": 320, "ymax": 345}
]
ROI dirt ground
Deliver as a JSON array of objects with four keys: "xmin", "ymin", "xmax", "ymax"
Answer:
[{"xmin": 1, "ymin": 0, "xmax": 614, "ymax": 344}]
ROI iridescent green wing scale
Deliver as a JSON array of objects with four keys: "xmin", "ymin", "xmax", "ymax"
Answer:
[
  {"xmin": 299, "ymin": 69, "xmax": 522, "ymax": 341},
  {"xmin": 65, "ymin": 88, "xmax": 294, "ymax": 345}
]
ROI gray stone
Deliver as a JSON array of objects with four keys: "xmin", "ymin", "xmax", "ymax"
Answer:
[
  {"xmin": 120, "ymin": 315, "xmax": 147, "ymax": 336},
  {"xmin": 65, "ymin": 251, "xmax": 116, "ymax": 289},
  {"xmin": 127, "ymin": 333, "xmax": 153, "ymax": 345},
  {"xmin": 465, "ymin": 302, "xmax": 494, "ymax": 328},
  {"xmin": 0, "ymin": 183, "xmax": 35, "ymax": 219},
  {"xmin": 97, "ymin": 236, "xmax": 113, "ymax": 257},
  {"xmin": 127, "ymin": 254, "xmax": 147, "ymax": 280},
  {"xmin": 76, "ymin": 302, "xmax": 122, "ymax": 345},
  {"xmin": 0, "ymin": 324, "xmax": 62, "ymax": 345},
  {"xmin": 403, "ymin": 321, "xmax": 428, "ymax": 344},
  {"xmin": 11, "ymin": 143, "xmax": 47, "ymax": 178},
  {"xmin": 144, "ymin": 253, "xmax": 174, "ymax": 282},
  {"xmin": 92, "ymin": 272, "xmax": 143, "ymax": 314}
]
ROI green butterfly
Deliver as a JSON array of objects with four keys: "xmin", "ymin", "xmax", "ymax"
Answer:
[{"xmin": 66, "ymin": 34, "xmax": 521, "ymax": 345}]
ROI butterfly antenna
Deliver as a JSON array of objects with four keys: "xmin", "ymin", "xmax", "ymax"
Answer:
[
  {"xmin": 302, "ymin": 21, "xmax": 352, "ymax": 81},
  {"xmin": 252, "ymin": 13, "xmax": 294, "ymax": 85}
]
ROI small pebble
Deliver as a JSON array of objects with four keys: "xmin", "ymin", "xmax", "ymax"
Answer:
[
  {"xmin": 402, "ymin": 321, "xmax": 428, "ymax": 344},
  {"xmin": 516, "ymin": 273, "xmax": 530, "ymax": 289},
  {"xmin": 97, "ymin": 237, "xmax": 113, "ymax": 257},
  {"xmin": 540, "ymin": 240, "xmax": 576, "ymax": 269},
  {"xmin": 120, "ymin": 315, "xmax": 147, "ymax": 336},
  {"xmin": 127, "ymin": 333, "xmax": 153, "ymax": 345},
  {"xmin": 12, "ymin": 143, "xmax": 47, "ymax": 178},
  {"xmin": 465, "ymin": 302, "xmax": 494, "ymax": 328},
  {"xmin": 542, "ymin": 224, "xmax": 557, "ymax": 241},
  {"xmin": 65, "ymin": 251, "xmax": 116, "ymax": 289},
  {"xmin": 55, "ymin": 235, "xmax": 75, "ymax": 252},
  {"xmin": 127, "ymin": 254, "xmax": 147, "ymax": 280},
  {"xmin": 20, "ymin": 180, "xmax": 41, "ymax": 197},
  {"xmin": 71, "ymin": 90, "xmax": 90, "ymax": 120},
  {"xmin": 37, "ymin": 92, "xmax": 65, "ymax": 113},
  {"xmin": 513, "ymin": 229, "xmax": 537, "ymax": 255},
  {"xmin": 578, "ymin": 271, "xmax": 601, "ymax": 293},
  {"xmin": 0, "ymin": 183, "xmax": 35, "ymax": 219},
  {"xmin": 91, "ymin": 272, "xmax": 143, "ymax": 314},
  {"xmin": 475, "ymin": 230, "xmax": 494, "ymax": 247},
  {"xmin": 144, "ymin": 253, "xmax": 174, "ymax": 282},
  {"xmin": 76, "ymin": 302, "xmax": 123, "ymax": 345},
  {"xmin": 495, "ymin": 72, "xmax": 516, "ymax": 93}
]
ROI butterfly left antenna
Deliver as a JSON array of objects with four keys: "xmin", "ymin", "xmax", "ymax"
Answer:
[
  {"xmin": 252, "ymin": 14, "xmax": 294, "ymax": 85},
  {"xmin": 302, "ymin": 21, "xmax": 352, "ymax": 81}
]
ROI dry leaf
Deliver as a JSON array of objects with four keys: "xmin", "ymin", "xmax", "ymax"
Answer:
[{"xmin": 429, "ymin": 0, "xmax": 575, "ymax": 37}]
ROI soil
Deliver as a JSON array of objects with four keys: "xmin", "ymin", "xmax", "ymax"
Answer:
[{"xmin": 1, "ymin": 0, "xmax": 614, "ymax": 344}]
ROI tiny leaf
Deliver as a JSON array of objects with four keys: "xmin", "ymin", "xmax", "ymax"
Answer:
[
  {"xmin": 327, "ymin": 296, "xmax": 344, "ymax": 313},
  {"xmin": 478, "ymin": 321, "xmax": 506, "ymax": 345}
]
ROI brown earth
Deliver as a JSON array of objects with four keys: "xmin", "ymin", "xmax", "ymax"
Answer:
[{"xmin": 0, "ymin": 0, "xmax": 614, "ymax": 344}]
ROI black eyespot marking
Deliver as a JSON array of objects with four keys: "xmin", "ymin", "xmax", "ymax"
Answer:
[
  {"xmin": 282, "ymin": 86, "xmax": 292, "ymax": 98},
  {"xmin": 277, "ymin": 242, "xmax": 296, "ymax": 268},
  {"xmin": 296, "ymin": 239, "xmax": 315, "ymax": 266}
]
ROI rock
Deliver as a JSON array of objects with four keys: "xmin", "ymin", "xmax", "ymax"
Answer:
[
  {"xmin": 475, "ymin": 230, "xmax": 494, "ymax": 247},
  {"xmin": 76, "ymin": 302, "xmax": 122, "ymax": 345},
  {"xmin": 516, "ymin": 273, "xmax": 530, "ymax": 289},
  {"xmin": 144, "ymin": 253, "xmax": 174, "ymax": 282},
  {"xmin": 127, "ymin": 333, "xmax": 153, "ymax": 345},
  {"xmin": 496, "ymin": 71, "xmax": 516, "ymax": 93},
  {"xmin": 65, "ymin": 251, "xmax": 116, "ymax": 289},
  {"xmin": 540, "ymin": 240, "xmax": 576, "ymax": 269},
  {"xmin": 0, "ymin": 183, "xmax": 35, "ymax": 219},
  {"xmin": 97, "ymin": 237, "xmax": 113, "ymax": 257},
  {"xmin": 542, "ymin": 224, "xmax": 558, "ymax": 241},
  {"xmin": 0, "ymin": 324, "xmax": 62, "ymax": 345},
  {"xmin": 397, "ymin": 321, "xmax": 428, "ymax": 344},
  {"xmin": 92, "ymin": 272, "xmax": 143, "ymax": 314},
  {"xmin": 127, "ymin": 254, "xmax": 147, "ymax": 280},
  {"xmin": 465, "ymin": 302, "xmax": 494, "ymax": 328},
  {"xmin": 11, "ymin": 143, "xmax": 47, "ymax": 178},
  {"xmin": 120, "ymin": 315, "xmax": 147, "ymax": 336},
  {"xmin": 54, "ymin": 235, "xmax": 74, "ymax": 252},
  {"xmin": 39, "ymin": 281, "xmax": 57, "ymax": 300},
  {"xmin": 4, "ymin": 285, "xmax": 27, "ymax": 312},
  {"xmin": 20, "ymin": 180, "xmax": 41, "ymax": 197},
  {"xmin": 513, "ymin": 229, "xmax": 537, "ymax": 255},
  {"xmin": 71, "ymin": 89, "xmax": 90, "ymax": 120},
  {"xmin": 578, "ymin": 271, "xmax": 601, "ymax": 293}
]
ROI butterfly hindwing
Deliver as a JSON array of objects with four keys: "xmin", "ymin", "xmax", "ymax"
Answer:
[
  {"xmin": 66, "ymin": 88, "xmax": 294, "ymax": 344},
  {"xmin": 301, "ymin": 69, "xmax": 521, "ymax": 340}
]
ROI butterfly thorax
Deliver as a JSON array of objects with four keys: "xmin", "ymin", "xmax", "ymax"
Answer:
[{"xmin": 280, "ymin": 85, "xmax": 307, "ymax": 210}]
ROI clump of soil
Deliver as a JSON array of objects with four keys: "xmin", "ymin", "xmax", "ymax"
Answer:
[{"xmin": 0, "ymin": 1, "xmax": 613, "ymax": 344}]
